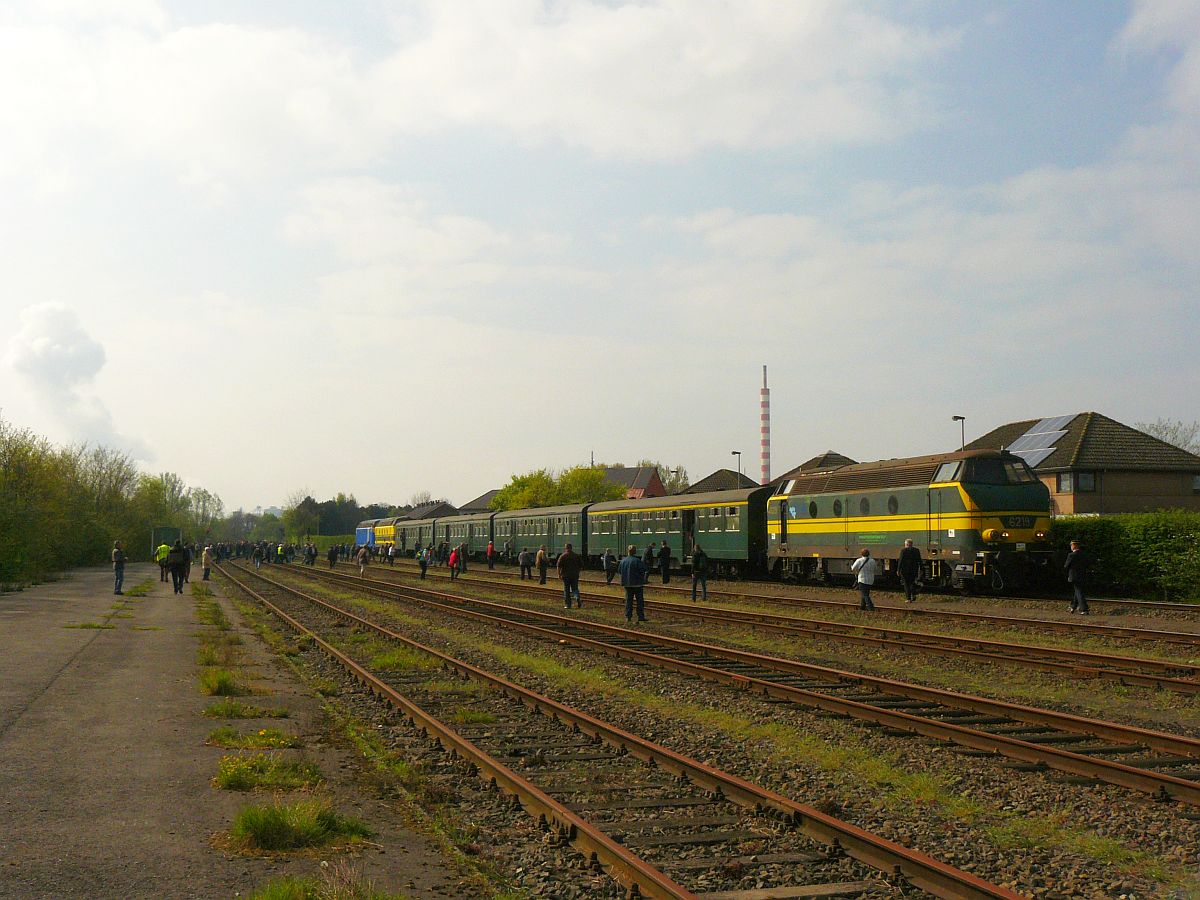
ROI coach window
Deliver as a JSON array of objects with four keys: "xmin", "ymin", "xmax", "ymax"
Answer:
[
  {"xmin": 859, "ymin": 497, "xmax": 870, "ymax": 516},
  {"xmin": 809, "ymin": 500, "xmax": 818, "ymax": 518},
  {"xmin": 887, "ymin": 495, "xmax": 899, "ymax": 515},
  {"xmin": 727, "ymin": 506, "xmax": 740, "ymax": 530}
]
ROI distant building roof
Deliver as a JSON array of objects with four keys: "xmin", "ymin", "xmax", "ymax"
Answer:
[
  {"xmin": 459, "ymin": 490, "xmax": 499, "ymax": 512},
  {"xmin": 683, "ymin": 468, "xmax": 759, "ymax": 493},
  {"xmin": 403, "ymin": 501, "xmax": 459, "ymax": 520},
  {"xmin": 966, "ymin": 412, "xmax": 1200, "ymax": 472},
  {"xmin": 772, "ymin": 451, "xmax": 859, "ymax": 484},
  {"xmin": 602, "ymin": 466, "xmax": 666, "ymax": 499}
]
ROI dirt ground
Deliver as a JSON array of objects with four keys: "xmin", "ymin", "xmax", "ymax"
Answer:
[{"xmin": 0, "ymin": 563, "xmax": 474, "ymax": 899}]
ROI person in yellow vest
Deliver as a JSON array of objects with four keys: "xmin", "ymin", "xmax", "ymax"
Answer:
[{"xmin": 155, "ymin": 542, "xmax": 171, "ymax": 582}]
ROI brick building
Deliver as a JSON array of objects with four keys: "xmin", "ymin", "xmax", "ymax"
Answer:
[
  {"xmin": 966, "ymin": 412, "xmax": 1200, "ymax": 515},
  {"xmin": 602, "ymin": 466, "xmax": 666, "ymax": 499}
]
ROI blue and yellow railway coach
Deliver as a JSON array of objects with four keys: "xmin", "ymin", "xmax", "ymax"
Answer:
[{"xmin": 768, "ymin": 449, "xmax": 1052, "ymax": 590}]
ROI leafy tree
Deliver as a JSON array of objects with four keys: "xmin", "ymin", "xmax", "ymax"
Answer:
[
  {"xmin": 282, "ymin": 493, "xmax": 321, "ymax": 539},
  {"xmin": 489, "ymin": 466, "xmax": 623, "ymax": 510},
  {"xmin": 1136, "ymin": 418, "xmax": 1200, "ymax": 455}
]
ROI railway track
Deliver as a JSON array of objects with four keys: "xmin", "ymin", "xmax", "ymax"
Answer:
[
  {"xmin": 267, "ymin": 562, "xmax": 1200, "ymax": 807},
  {"xmin": 293, "ymin": 561, "xmax": 1200, "ymax": 693},
  {"xmin": 218, "ymin": 562, "xmax": 1018, "ymax": 900},
  {"xmin": 352, "ymin": 557, "xmax": 1200, "ymax": 645}
]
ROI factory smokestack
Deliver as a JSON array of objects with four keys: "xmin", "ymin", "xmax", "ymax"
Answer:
[{"xmin": 759, "ymin": 365, "xmax": 771, "ymax": 485}]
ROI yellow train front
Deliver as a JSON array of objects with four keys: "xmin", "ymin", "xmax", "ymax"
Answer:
[{"xmin": 767, "ymin": 449, "xmax": 1052, "ymax": 591}]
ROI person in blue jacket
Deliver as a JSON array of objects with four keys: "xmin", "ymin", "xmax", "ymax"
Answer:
[{"xmin": 618, "ymin": 545, "xmax": 648, "ymax": 624}]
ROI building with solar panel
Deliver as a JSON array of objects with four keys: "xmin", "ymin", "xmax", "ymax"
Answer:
[{"xmin": 966, "ymin": 413, "xmax": 1200, "ymax": 515}]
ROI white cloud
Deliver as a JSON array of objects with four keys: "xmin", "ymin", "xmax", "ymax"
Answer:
[
  {"xmin": 5, "ymin": 303, "xmax": 150, "ymax": 458},
  {"xmin": 0, "ymin": 1, "xmax": 955, "ymax": 193}
]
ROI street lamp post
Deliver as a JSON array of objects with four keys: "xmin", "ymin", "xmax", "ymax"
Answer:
[
  {"xmin": 731, "ymin": 450, "xmax": 742, "ymax": 480},
  {"xmin": 952, "ymin": 415, "xmax": 966, "ymax": 451}
]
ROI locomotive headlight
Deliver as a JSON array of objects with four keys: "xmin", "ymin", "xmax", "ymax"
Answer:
[{"xmin": 1035, "ymin": 531, "xmax": 1047, "ymax": 539}]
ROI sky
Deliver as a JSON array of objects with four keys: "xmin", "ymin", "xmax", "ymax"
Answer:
[{"xmin": 1, "ymin": 0, "xmax": 1197, "ymax": 513}]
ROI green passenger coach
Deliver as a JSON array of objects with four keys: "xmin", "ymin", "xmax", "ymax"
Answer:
[
  {"xmin": 768, "ymin": 449, "xmax": 1052, "ymax": 590},
  {"xmin": 587, "ymin": 488, "xmax": 771, "ymax": 577}
]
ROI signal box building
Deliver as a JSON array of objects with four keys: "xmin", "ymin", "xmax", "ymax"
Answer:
[{"xmin": 965, "ymin": 412, "xmax": 1200, "ymax": 515}]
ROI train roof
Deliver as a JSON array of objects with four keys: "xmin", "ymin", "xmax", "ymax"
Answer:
[
  {"xmin": 774, "ymin": 448, "xmax": 1022, "ymax": 495},
  {"xmin": 492, "ymin": 503, "xmax": 589, "ymax": 518},
  {"xmin": 589, "ymin": 486, "xmax": 770, "ymax": 513}
]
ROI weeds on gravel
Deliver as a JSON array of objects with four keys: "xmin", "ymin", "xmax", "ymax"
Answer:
[
  {"xmin": 246, "ymin": 860, "xmax": 410, "ymax": 900},
  {"xmin": 64, "ymin": 622, "xmax": 115, "ymax": 629},
  {"xmin": 124, "ymin": 580, "xmax": 153, "ymax": 597},
  {"xmin": 450, "ymin": 710, "xmax": 497, "ymax": 725},
  {"xmin": 229, "ymin": 798, "xmax": 372, "ymax": 851},
  {"xmin": 369, "ymin": 647, "xmax": 439, "ymax": 673},
  {"xmin": 214, "ymin": 753, "xmax": 323, "ymax": 791},
  {"xmin": 442, "ymin": 627, "xmax": 1183, "ymax": 883},
  {"xmin": 200, "ymin": 667, "xmax": 251, "ymax": 696},
  {"xmin": 204, "ymin": 699, "xmax": 288, "ymax": 719},
  {"xmin": 208, "ymin": 727, "xmax": 302, "ymax": 749}
]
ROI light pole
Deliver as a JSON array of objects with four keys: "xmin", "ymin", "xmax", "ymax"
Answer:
[
  {"xmin": 731, "ymin": 450, "xmax": 742, "ymax": 481},
  {"xmin": 952, "ymin": 415, "xmax": 966, "ymax": 451}
]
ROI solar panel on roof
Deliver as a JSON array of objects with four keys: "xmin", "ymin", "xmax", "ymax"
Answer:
[
  {"xmin": 1007, "ymin": 430, "xmax": 1067, "ymax": 452},
  {"xmin": 1016, "ymin": 448, "xmax": 1056, "ymax": 467},
  {"xmin": 1029, "ymin": 414, "xmax": 1075, "ymax": 435}
]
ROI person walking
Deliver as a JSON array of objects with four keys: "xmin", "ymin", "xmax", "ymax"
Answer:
[
  {"xmin": 897, "ymin": 539, "xmax": 923, "ymax": 604},
  {"xmin": 388, "ymin": 544, "xmax": 396, "ymax": 567},
  {"xmin": 155, "ymin": 541, "xmax": 170, "ymax": 582},
  {"xmin": 448, "ymin": 546, "xmax": 460, "ymax": 581},
  {"xmin": 850, "ymin": 548, "xmax": 877, "ymax": 611},
  {"xmin": 356, "ymin": 544, "xmax": 369, "ymax": 578},
  {"xmin": 167, "ymin": 540, "xmax": 187, "ymax": 595},
  {"xmin": 1064, "ymin": 540, "xmax": 1090, "ymax": 615},
  {"xmin": 112, "ymin": 541, "xmax": 126, "ymax": 595},
  {"xmin": 691, "ymin": 544, "xmax": 708, "ymax": 602},
  {"xmin": 643, "ymin": 542, "xmax": 656, "ymax": 574},
  {"xmin": 519, "ymin": 548, "xmax": 532, "ymax": 580},
  {"xmin": 327, "ymin": 545, "xmax": 338, "ymax": 569},
  {"xmin": 458, "ymin": 543, "xmax": 468, "ymax": 573},
  {"xmin": 618, "ymin": 545, "xmax": 648, "ymax": 624},
  {"xmin": 602, "ymin": 548, "xmax": 617, "ymax": 585},
  {"xmin": 557, "ymin": 542, "xmax": 584, "ymax": 609},
  {"xmin": 657, "ymin": 542, "xmax": 671, "ymax": 584},
  {"xmin": 486, "ymin": 540, "xmax": 496, "ymax": 570},
  {"xmin": 201, "ymin": 545, "xmax": 214, "ymax": 581},
  {"xmin": 418, "ymin": 547, "xmax": 429, "ymax": 579},
  {"xmin": 252, "ymin": 543, "xmax": 264, "ymax": 570},
  {"xmin": 536, "ymin": 545, "xmax": 549, "ymax": 584}
]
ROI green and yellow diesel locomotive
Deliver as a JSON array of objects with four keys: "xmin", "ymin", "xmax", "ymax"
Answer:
[{"xmin": 768, "ymin": 449, "xmax": 1052, "ymax": 590}]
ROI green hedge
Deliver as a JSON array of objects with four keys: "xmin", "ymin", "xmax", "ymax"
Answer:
[
  {"xmin": 1050, "ymin": 510, "xmax": 1200, "ymax": 601},
  {"xmin": 309, "ymin": 534, "xmax": 355, "ymax": 552}
]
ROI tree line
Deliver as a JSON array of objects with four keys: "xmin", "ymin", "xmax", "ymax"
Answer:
[{"xmin": 0, "ymin": 415, "xmax": 225, "ymax": 587}]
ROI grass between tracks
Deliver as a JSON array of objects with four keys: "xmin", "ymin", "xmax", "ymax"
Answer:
[
  {"xmin": 317, "ymin": 588, "xmax": 1180, "ymax": 886},
  {"xmin": 215, "ymin": 577, "xmax": 534, "ymax": 900}
]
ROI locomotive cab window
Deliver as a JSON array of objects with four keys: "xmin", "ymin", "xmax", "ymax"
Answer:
[
  {"xmin": 833, "ymin": 499, "xmax": 843, "ymax": 517},
  {"xmin": 809, "ymin": 501, "xmax": 818, "ymax": 518},
  {"xmin": 933, "ymin": 462, "xmax": 961, "ymax": 483}
]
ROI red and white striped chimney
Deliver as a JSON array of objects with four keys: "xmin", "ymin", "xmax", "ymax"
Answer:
[{"xmin": 759, "ymin": 365, "xmax": 771, "ymax": 485}]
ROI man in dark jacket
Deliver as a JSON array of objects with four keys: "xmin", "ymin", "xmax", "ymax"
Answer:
[
  {"xmin": 897, "ymin": 539, "xmax": 923, "ymax": 603},
  {"xmin": 643, "ymin": 542, "xmax": 656, "ymax": 574},
  {"xmin": 657, "ymin": 542, "xmax": 671, "ymax": 584},
  {"xmin": 556, "ymin": 542, "xmax": 584, "ymax": 609},
  {"xmin": 691, "ymin": 544, "xmax": 708, "ymax": 601},
  {"xmin": 602, "ymin": 548, "xmax": 617, "ymax": 585},
  {"xmin": 618, "ymin": 545, "xmax": 648, "ymax": 623},
  {"xmin": 1064, "ymin": 540, "xmax": 1090, "ymax": 615},
  {"xmin": 518, "ymin": 548, "xmax": 532, "ymax": 580},
  {"xmin": 167, "ymin": 540, "xmax": 187, "ymax": 595}
]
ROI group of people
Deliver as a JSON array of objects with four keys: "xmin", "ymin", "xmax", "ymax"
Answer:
[{"xmin": 147, "ymin": 539, "xmax": 219, "ymax": 594}]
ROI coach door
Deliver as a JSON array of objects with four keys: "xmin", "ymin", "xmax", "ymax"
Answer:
[
  {"xmin": 616, "ymin": 514, "xmax": 628, "ymax": 554},
  {"xmin": 681, "ymin": 509, "xmax": 696, "ymax": 559}
]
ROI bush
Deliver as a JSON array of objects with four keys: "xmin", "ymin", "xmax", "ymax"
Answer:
[{"xmin": 1051, "ymin": 510, "xmax": 1200, "ymax": 600}]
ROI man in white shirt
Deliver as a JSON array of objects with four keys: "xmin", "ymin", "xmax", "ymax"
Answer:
[{"xmin": 850, "ymin": 548, "xmax": 877, "ymax": 611}]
